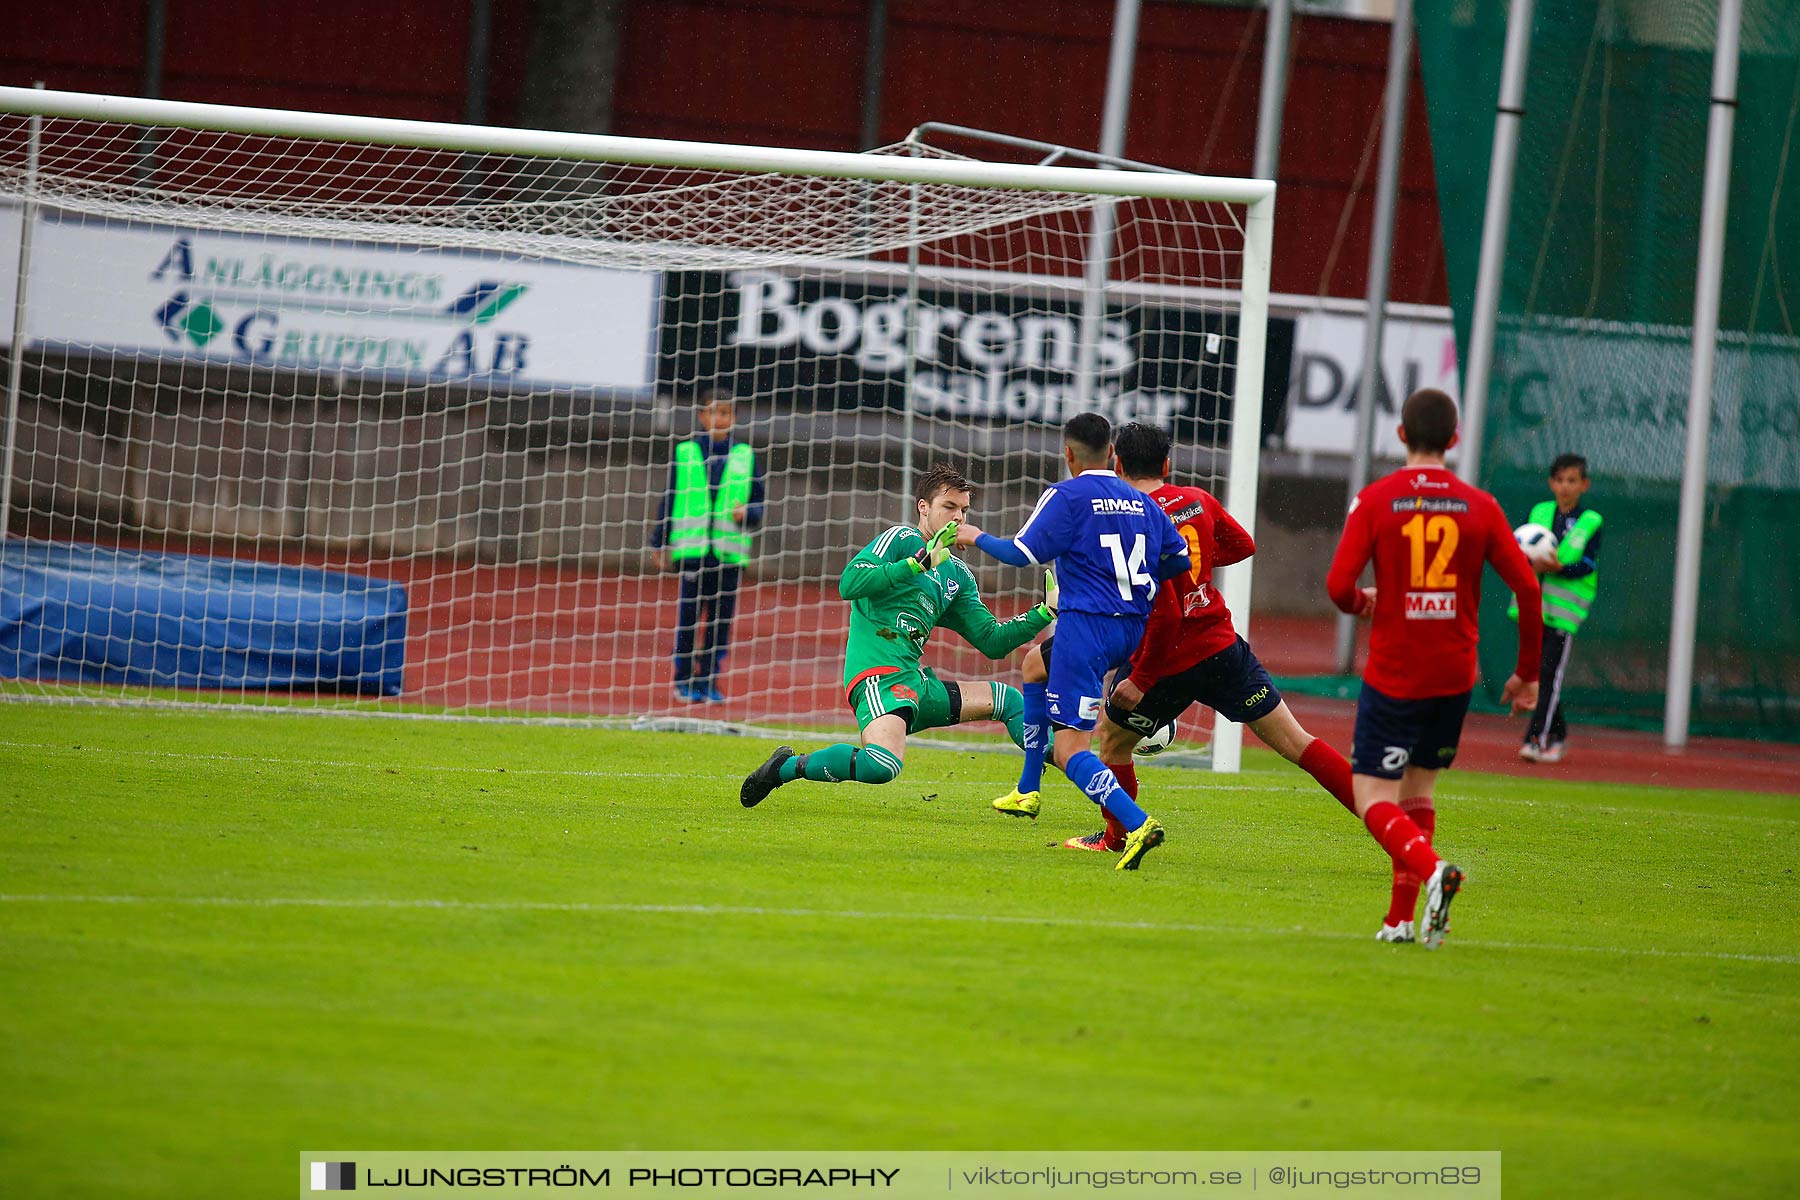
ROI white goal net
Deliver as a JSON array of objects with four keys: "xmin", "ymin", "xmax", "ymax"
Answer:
[{"xmin": 0, "ymin": 89, "xmax": 1272, "ymax": 767}]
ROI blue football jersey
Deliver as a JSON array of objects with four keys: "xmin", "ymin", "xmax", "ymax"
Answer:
[{"xmin": 1011, "ymin": 471, "xmax": 1189, "ymax": 616}]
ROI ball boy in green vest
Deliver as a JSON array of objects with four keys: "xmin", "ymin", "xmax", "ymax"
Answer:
[
  {"xmin": 1512, "ymin": 454, "xmax": 1603, "ymax": 763},
  {"xmin": 650, "ymin": 390, "xmax": 766, "ymax": 704}
]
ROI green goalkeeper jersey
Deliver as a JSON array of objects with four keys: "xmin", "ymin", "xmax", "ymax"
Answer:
[{"xmin": 837, "ymin": 524, "xmax": 1052, "ymax": 688}]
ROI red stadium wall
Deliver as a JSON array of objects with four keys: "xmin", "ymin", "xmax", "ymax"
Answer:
[{"xmin": 4, "ymin": 0, "xmax": 1446, "ymax": 305}]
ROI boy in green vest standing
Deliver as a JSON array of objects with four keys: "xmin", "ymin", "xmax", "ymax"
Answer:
[
  {"xmin": 1513, "ymin": 453, "xmax": 1603, "ymax": 763},
  {"xmin": 650, "ymin": 389, "xmax": 765, "ymax": 704}
]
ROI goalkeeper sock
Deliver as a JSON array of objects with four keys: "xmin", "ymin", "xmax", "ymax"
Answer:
[
  {"xmin": 1017, "ymin": 681, "xmax": 1048, "ymax": 793},
  {"xmin": 782, "ymin": 743, "xmax": 903, "ymax": 785},
  {"xmin": 1063, "ymin": 751, "xmax": 1148, "ymax": 831},
  {"xmin": 992, "ymin": 682, "xmax": 1027, "ymax": 750},
  {"xmin": 1297, "ymin": 738, "xmax": 1356, "ymax": 812},
  {"xmin": 783, "ymin": 743, "xmax": 854, "ymax": 783}
]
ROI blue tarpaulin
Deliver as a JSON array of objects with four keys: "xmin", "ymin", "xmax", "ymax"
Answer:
[{"xmin": 0, "ymin": 540, "xmax": 407, "ymax": 696}]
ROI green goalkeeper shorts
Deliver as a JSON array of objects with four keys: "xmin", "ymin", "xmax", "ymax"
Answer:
[{"xmin": 845, "ymin": 665, "xmax": 956, "ymax": 733}]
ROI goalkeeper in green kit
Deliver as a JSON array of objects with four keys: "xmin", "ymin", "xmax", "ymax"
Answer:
[{"xmin": 740, "ymin": 462, "xmax": 1055, "ymax": 807}]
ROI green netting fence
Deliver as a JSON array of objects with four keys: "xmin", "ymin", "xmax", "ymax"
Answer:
[{"xmin": 1417, "ymin": 0, "xmax": 1800, "ymax": 740}]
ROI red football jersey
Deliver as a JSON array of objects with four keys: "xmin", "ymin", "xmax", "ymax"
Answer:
[
  {"xmin": 1327, "ymin": 464, "xmax": 1544, "ymax": 699},
  {"xmin": 1127, "ymin": 483, "xmax": 1256, "ymax": 689}
]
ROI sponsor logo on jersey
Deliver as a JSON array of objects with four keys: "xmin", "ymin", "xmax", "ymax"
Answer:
[
  {"xmin": 1391, "ymin": 496, "xmax": 1471, "ymax": 513},
  {"xmin": 891, "ymin": 684, "xmax": 918, "ymax": 703},
  {"xmin": 1181, "ymin": 583, "xmax": 1213, "ymax": 613},
  {"xmin": 1089, "ymin": 497, "xmax": 1146, "ymax": 515},
  {"xmin": 1412, "ymin": 472, "xmax": 1452, "ymax": 490},
  {"xmin": 1079, "ymin": 695, "xmax": 1102, "ymax": 720},
  {"xmin": 1405, "ymin": 590, "xmax": 1459, "ymax": 619},
  {"xmin": 1164, "ymin": 499, "xmax": 1209, "ymax": 524},
  {"xmin": 1244, "ymin": 686, "xmax": 1270, "ymax": 707}
]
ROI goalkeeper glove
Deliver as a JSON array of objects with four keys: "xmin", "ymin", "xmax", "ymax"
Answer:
[
  {"xmin": 1034, "ymin": 568, "xmax": 1059, "ymax": 620},
  {"xmin": 909, "ymin": 520, "xmax": 958, "ymax": 573}
]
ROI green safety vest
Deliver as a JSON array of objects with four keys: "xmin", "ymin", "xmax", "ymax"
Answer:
[
  {"xmin": 1510, "ymin": 500, "xmax": 1602, "ymax": 633},
  {"xmin": 669, "ymin": 440, "xmax": 756, "ymax": 565}
]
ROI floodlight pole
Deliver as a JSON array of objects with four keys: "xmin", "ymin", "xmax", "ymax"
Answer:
[
  {"xmin": 1457, "ymin": 0, "xmax": 1535, "ymax": 485},
  {"xmin": 1074, "ymin": 0, "xmax": 1141, "ymax": 410},
  {"xmin": 1665, "ymin": 0, "xmax": 1744, "ymax": 749},
  {"xmin": 1, "ymin": 85, "xmax": 42, "ymax": 542},
  {"xmin": 1334, "ymin": 0, "xmax": 1414, "ymax": 675},
  {"xmin": 1254, "ymin": 0, "xmax": 1294, "ymax": 182}
]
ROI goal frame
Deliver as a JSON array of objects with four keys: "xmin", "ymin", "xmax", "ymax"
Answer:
[{"xmin": 0, "ymin": 86, "xmax": 1275, "ymax": 772}]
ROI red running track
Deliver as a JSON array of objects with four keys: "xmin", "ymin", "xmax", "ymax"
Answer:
[
  {"xmin": 391, "ymin": 563, "xmax": 1799, "ymax": 797},
  {"xmin": 32, "ymin": 548, "xmax": 1800, "ymax": 797}
]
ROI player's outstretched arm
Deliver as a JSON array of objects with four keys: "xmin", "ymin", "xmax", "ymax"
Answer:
[
  {"xmin": 959, "ymin": 523, "xmax": 1035, "ymax": 567},
  {"xmin": 957, "ymin": 487, "xmax": 1069, "ymax": 568},
  {"xmin": 838, "ymin": 527, "xmax": 928, "ymax": 601},
  {"xmin": 940, "ymin": 574, "xmax": 1054, "ymax": 659}
]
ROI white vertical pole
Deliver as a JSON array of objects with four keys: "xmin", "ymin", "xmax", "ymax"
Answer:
[
  {"xmin": 1, "ymin": 84, "xmax": 43, "ymax": 542},
  {"xmin": 1211, "ymin": 190, "xmax": 1276, "ymax": 773},
  {"xmin": 1254, "ymin": 0, "xmax": 1294, "ymax": 182},
  {"xmin": 1665, "ymin": 0, "xmax": 1743, "ymax": 749},
  {"xmin": 1074, "ymin": 0, "xmax": 1140, "ymax": 411},
  {"xmin": 1456, "ymin": 0, "xmax": 1535, "ymax": 485},
  {"xmin": 1334, "ymin": 0, "xmax": 1414, "ymax": 675}
]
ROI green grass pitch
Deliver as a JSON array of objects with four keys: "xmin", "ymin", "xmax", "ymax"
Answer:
[{"xmin": 3, "ymin": 705, "xmax": 1797, "ymax": 1199}]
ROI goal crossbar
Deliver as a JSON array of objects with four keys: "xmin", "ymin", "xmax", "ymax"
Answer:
[{"xmin": 0, "ymin": 87, "xmax": 1275, "ymax": 207}]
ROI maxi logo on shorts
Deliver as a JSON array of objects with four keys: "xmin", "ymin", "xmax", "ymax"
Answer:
[{"xmin": 1405, "ymin": 591, "xmax": 1457, "ymax": 620}]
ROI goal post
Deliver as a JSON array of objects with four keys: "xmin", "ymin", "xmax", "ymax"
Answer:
[{"xmin": 0, "ymin": 87, "xmax": 1273, "ymax": 771}]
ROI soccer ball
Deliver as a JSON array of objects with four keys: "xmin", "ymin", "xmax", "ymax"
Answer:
[
  {"xmin": 1134, "ymin": 721, "xmax": 1176, "ymax": 757},
  {"xmin": 1514, "ymin": 521, "xmax": 1558, "ymax": 560}
]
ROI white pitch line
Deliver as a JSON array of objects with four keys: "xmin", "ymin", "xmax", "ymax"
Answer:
[
  {"xmin": 2, "ymin": 893, "xmax": 1795, "ymax": 966},
  {"xmin": 4, "ymin": 740, "xmax": 1792, "ymax": 819}
]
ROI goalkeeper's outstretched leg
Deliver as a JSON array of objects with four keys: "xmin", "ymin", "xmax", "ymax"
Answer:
[
  {"xmin": 739, "ymin": 674, "xmax": 1026, "ymax": 809},
  {"xmin": 739, "ymin": 714, "xmax": 909, "ymax": 808}
]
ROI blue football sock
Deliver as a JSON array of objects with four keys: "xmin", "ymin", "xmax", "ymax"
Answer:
[
  {"xmin": 1063, "ymin": 750, "xmax": 1149, "ymax": 830},
  {"xmin": 1017, "ymin": 681, "xmax": 1048, "ymax": 793}
]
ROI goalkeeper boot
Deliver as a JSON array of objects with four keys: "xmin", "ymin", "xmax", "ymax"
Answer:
[
  {"xmin": 1376, "ymin": 920, "xmax": 1417, "ymax": 944},
  {"xmin": 1063, "ymin": 831, "xmax": 1124, "ymax": 853},
  {"xmin": 991, "ymin": 789, "xmax": 1041, "ymax": 820},
  {"xmin": 1115, "ymin": 817, "xmax": 1166, "ymax": 871},
  {"xmin": 1420, "ymin": 862, "xmax": 1465, "ymax": 950},
  {"xmin": 740, "ymin": 746, "xmax": 795, "ymax": 809}
]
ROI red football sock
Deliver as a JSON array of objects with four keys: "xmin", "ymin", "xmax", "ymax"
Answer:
[
  {"xmin": 1103, "ymin": 761, "xmax": 1137, "ymax": 847},
  {"xmin": 1385, "ymin": 802, "xmax": 1435, "ymax": 926},
  {"xmin": 1363, "ymin": 801, "xmax": 1440, "ymax": 880},
  {"xmin": 1297, "ymin": 738, "xmax": 1356, "ymax": 812}
]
